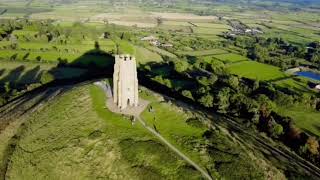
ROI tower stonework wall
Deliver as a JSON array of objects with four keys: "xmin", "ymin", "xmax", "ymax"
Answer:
[{"xmin": 113, "ymin": 54, "xmax": 139, "ymax": 110}]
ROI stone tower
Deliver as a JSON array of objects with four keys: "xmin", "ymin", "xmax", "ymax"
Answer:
[{"xmin": 113, "ymin": 54, "xmax": 139, "ymax": 110}]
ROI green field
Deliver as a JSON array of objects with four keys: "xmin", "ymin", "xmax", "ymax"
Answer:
[
  {"xmin": 135, "ymin": 46, "xmax": 163, "ymax": 64},
  {"xmin": 276, "ymin": 105, "xmax": 320, "ymax": 137},
  {"xmin": 0, "ymin": 60, "xmax": 87, "ymax": 85},
  {"xmin": 213, "ymin": 53, "xmax": 248, "ymax": 63},
  {"xmin": 176, "ymin": 49, "xmax": 228, "ymax": 56},
  {"xmin": 0, "ymin": 61, "xmax": 53, "ymax": 84},
  {"xmin": 274, "ymin": 77, "xmax": 317, "ymax": 94},
  {"xmin": 147, "ymin": 46, "xmax": 177, "ymax": 58},
  {"xmin": 227, "ymin": 61, "xmax": 287, "ymax": 81}
]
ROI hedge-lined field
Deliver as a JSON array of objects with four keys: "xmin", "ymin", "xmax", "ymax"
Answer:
[{"xmin": 227, "ymin": 61, "xmax": 287, "ymax": 81}]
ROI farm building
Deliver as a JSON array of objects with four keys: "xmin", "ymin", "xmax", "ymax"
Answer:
[{"xmin": 141, "ymin": 36, "xmax": 160, "ymax": 46}]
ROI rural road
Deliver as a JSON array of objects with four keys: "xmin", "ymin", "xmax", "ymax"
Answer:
[{"xmin": 135, "ymin": 116, "xmax": 214, "ymax": 180}]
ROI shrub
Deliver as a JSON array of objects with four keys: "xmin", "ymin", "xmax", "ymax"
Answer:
[
  {"xmin": 270, "ymin": 123, "xmax": 284, "ymax": 138},
  {"xmin": 181, "ymin": 90, "xmax": 193, "ymax": 100}
]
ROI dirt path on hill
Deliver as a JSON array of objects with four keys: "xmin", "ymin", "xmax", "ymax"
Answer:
[{"xmin": 136, "ymin": 116, "xmax": 214, "ymax": 180}]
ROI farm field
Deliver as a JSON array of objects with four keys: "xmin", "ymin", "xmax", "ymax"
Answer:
[
  {"xmin": 0, "ymin": 60, "xmax": 87, "ymax": 85},
  {"xmin": 212, "ymin": 53, "xmax": 248, "ymax": 63},
  {"xmin": 176, "ymin": 49, "xmax": 228, "ymax": 56},
  {"xmin": 274, "ymin": 77, "xmax": 317, "ymax": 94},
  {"xmin": 146, "ymin": 46, "xmax": 177, "ymax": 58},
  {"xmin": 135, "ymin": 46, "xmax": 163, "ymax": 64},
  {"xmin": 0, "ymin": 61, "xmax": 54, "ymax": 85},
  {"xmin": 227, "ymin": 61, "xmax": 287, "ymax": 81}
]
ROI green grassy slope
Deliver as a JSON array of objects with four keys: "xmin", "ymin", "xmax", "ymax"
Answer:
[
  {"xmin": 5, "ymin": 85, "xmax": 203, "ymax": 179},
  {"xmin": 276, "ymin": 105, "xmax": 320, "ymax": 137}
]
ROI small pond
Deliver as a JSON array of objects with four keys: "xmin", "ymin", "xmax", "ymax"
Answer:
[{"xmin": 295, "ymin": 71, "xmax": 320, "ymax": 81}]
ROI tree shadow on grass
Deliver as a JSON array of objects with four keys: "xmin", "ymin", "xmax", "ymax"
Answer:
[
  {"xmin": 0, "ymin": 69, "xmax": 5, "ymax": 77},
  {"xmin": 0, "ymin": 66, "xmax": 25, "ymax": 84},
  {"xmin": 18, "ymin": 65, "xmax": 41, "ymax": 85}
]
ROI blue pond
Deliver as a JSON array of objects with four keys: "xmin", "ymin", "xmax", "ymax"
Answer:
[{"xmin": 295, "ymin": 71, "xmax": 320, "ymax": 81}]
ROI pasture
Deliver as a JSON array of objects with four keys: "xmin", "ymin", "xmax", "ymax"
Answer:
[
  {"xmin": 176, "ymin": 49, "xmax": 228, "ymax": 56},
  {"xmin": 0, "ymin": 60, "xmax": 87, "ymax": 85},
  {"xmin": 0, "ymin": 61, "xmax": 53, "ymax": 85},
  {"xmin": 212, "ymin": 53, "xmax": 248, "ymax": 63},
  {"xmin": 227, "ymin": 61, "xmax": 287, "ymax": 81},
  {"xmin": 274, "ymin": 77, "xmax": 317, "ymax": 94}
]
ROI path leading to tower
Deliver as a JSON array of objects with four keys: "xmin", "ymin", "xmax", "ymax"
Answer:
[
  {"xmin": 135, "ymin": 116, "xmax": 214, "ymax": 180},
  {"xmin": 94, "ymin": 81, "xmax": 213, "ymax": 180}
]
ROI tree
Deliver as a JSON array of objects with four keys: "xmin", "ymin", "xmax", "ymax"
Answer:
[
  {"xmin": 306, "ymin": 136, "xmax": 319, "ymax": 155},
  {"xmin": 227, "ymin": 76, "xmax": 239, "ymax": 90},
  {"xmin": 94, "ymin": 41, "xmax": 100, "ymax": 50},
  {"xmin": 216, "ymin": 88, "xmax": 231, "ymax": 113},
  {"xmin": 36, "ymin": 56, "xmax": 42, "ymax": 62},
  {"xmin": 174, "ymin": 60, "xmax": 189, "ymax": 73},
  {"xmin": 10, "ymin": 53, "xmax": 18, "ymax": 61},
  {"xmin": 182, "ymin": 90, "xmax": 193, "ymax": 100},
  {"xmin": 249, "ymin": 44, "xmax": 268, "ymax": 62},
  {"xmin": 210, "ymin": 60, "xmax": 225, "ymax": 74},
  {"xmin": 271, "ymin": 123, "xmax": 284, "ymax": 138},
  {"xmin": 197, "ymin": 77, "xmax": 210, "ymax": 86},
  {"xmin": 257, "ymin": 95, "xmax": 275, "ymax": 118},
  {"xmin": 208, "ymin": 74, "xmax": 218, "ymax": 85},
  {"xmin": 199, "ymin": 94, "xmax": 214, "ymax": 108}
]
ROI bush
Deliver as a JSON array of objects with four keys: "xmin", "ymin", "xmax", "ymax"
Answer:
[
  {"xmin": 270, "ymin": 123, "xmax": 284, "ymax": 138},
  {"xmin": 181, "ymin": 90, "xmax": 193, "ymax": 100}
]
